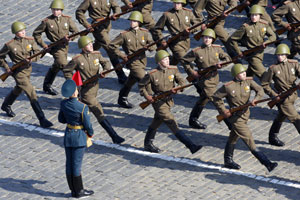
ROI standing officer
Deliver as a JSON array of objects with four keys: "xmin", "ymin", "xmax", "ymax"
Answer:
[
  {"xmin": 152, "ymin": 0, "xmax": 202, "ymax": 65},
  {"xmin": 0, "ymin": 21, "xmax": 53, "ymax": 128},
  {"xmin": 64, "ymin": 36, "xmax": 125, "ymax": 144},
  {"xmin": 76, "ymin": 0, "xmax": 127, "ymax": 84},
  {"xmin": 109, "ymin": 11, "xmax": 155, "ymax": 108},
  {"xmin": 229, "ymin": 4, "xmax": 276, "ymax": 81},
  {"xmin": 139, "ymin": 50, "xmax": 202, "ymax": 154},
  {"xmin": 193, "ymin": 0, "xmax": 237, "ymax": 56},
  {"xmin": 180, "ymin": 28, "xmax": 232, "ymax": 130},
  {"xmin": 33, "ymin": 0, "xmax": 79, "ymax": 95},
  {"xmin": 261, "ymin": 44, "xmax": 300, "ymax": 146},
  {"xmin": 272, "ymin": 0, "xmax": 300, "ymax": 58},
  {"xmin": 213, "ymin": 64, "xmax": 278, "ymax": 172},
  {"xmin": 58, "ymin": 80, "xmax": 94, "ymax": 198}
]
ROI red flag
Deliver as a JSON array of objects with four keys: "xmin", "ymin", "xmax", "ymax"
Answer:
[{"xmin": 72, "ymin": 70, "xmax": 82, "ymax": 86}]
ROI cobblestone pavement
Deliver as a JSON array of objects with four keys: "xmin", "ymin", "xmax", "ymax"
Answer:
[{"xmin": 0, "ymin": 0, "xmax": 300, "ymax": 199}]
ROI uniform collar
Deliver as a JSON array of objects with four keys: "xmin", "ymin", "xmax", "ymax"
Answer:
[
  {"xmin": 158, "ymin": 65, "xmax": 167, "ymax": 72},
  {"xmin": 14, "ymin": 36, "xmax": 23, "ymax": 41}
]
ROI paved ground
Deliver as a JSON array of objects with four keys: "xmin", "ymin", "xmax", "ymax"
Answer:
[{"xmin": 0, "ymin": 0, "xmax": 300, "ymax": 199}]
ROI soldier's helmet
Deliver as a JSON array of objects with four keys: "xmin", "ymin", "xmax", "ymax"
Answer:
[
  {"xmin": 61, "ymin": 80, "xmax": 76, "ymax": 98},
  {"xmin": 172, "ymin": 0, "xmax": 187, "ymax": 4},
  {"xmin": 50, "ymin": 0, "xmax": 64, "ymax": 10},
  {"xmin": 249, "ymin": 5, "xmax": 264, "ymax": 15},
  {"xmin": 231, "ymin": 64, "xmax": 247, "ymax": 77},
  {"xmin": 78, "ymin": 36, "xmax": 93, "ymax": 49},
  {"xmin": 11, "ymin": 21, "xmax": 26, "ymax": 34},
  {"xmin": 155, "ymin": 50, "xmax": 170, "ymax": 63},
  {"xmin": 202, "ymin": 28, "xmax": 216, "ymax": 39},
  {"xmin": 275, "ymin": 43, "xmax": 290, "ymax": 55},
  {"xmin": 128, "ymin": 11, "xmax": 143, "ymax": 23}
]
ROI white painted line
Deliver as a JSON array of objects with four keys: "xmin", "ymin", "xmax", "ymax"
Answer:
[{"xmin": 1, "ymin": 117, "xmax": 300, "ymax": 189}]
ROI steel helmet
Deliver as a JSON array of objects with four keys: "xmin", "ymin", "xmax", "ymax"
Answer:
[
  {"xmin": 155, "ymin": 50, "xmax": 170, "ymax": 63},
  {"xmin": 231, "ymin": 64, "xmax": 247, "ymax": 77},
  {"xmin": 202, "ymin": 28, "xmax": 216, "ymax": 39},
  {"xmin": 128, "ymin": 11, "xmax": 143, "ymax": 23},
  {"xmin": 172, "ymin": 0, "xmax": 187, "ymax": 4},
  {"xmin": 50, "ymin": 0, "xmax": 64, "ymax": 10},
  {"xmin": 11, "ymin": 21, "xmax": 26, "ymax": 34},
  {"xmin": 275, "ymin": 43, "xmax": 290, "ymax": 55},
  {"xmin": 249, "ymin": 5, "xmax": 264, "ymax": 15},
  {"xmin": 78, "ymin": 36, "xmax": 93, "ymax": 49}
]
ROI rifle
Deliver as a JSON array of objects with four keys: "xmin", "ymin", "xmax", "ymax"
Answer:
[
  {"xmin": 121, "ymin": 0, "xmax": 148, "ymax": 12},
  {"xmin": 216, "ymin": 97, "xmax": 273, "ymax": 122},
  {"xmin": 139, "ymin": 83, "xmax": 194, "ymax": 109},
  {"xmin": 276, "ymin": 22, "xmax": 300, "ymax": 35},
  {"xmin": 194, "ymin": 2, "xmax": 250, "ymax": 41},
  {"xmin": 267, "ymin": 83, "xmax": 300, "ymax": 109}
]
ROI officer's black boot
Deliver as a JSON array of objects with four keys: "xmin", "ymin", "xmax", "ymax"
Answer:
[
  {"xmin": 189, "ymin": 104, "xmax": 207, "ymax": 129},
  {"xmin": 251, "ymin": 150, "xmax": 278, "ymax": 172},
  {"xmin": 73, "ymin": 175, "xmax": 94, "ymax": 198},
  {"xmin": 223, "ymin": 118, "xmax": 232, "ymax": 130},
  {"xmin": 1, "ymin": 90, "xmax": 18, "ymax": 117},
  {"xmin": 118, "ymin": 86, "xmax": 134, "ymax": 108},
  {"xmin": 269, "ymin": 120, "xmax": 284, "ymax": 146},
  {"xmin": 43, "ymin": 68, "xmax": 58, "ymax": 95},
  {"xmin": 144, "ymin": 127, "xmax": 160, "ymax": 153},
  {"xmin": 116, "ymin": 69, "xmax": 127, "ymax": 84},
  {"xmin": 174, "ymin": 131, "xmax": 202, "ymax": 154},
  {"xmin": 293, "ymin": 119, "xmax": 300, "ymax": 134},
  {"xmin": 224, "ymin": 142, "xmax": 241, "ymax": 169},
  {"xmin": 100, "ymin": 119, "xmax": 125, "ymax": 144},
  {"xmin": 30, "ymin": 100, "xmax": 53, "ymax": 128},
  {"xmin": 66, "ymin": 174, "xmax": 75, "ymax": 197}
]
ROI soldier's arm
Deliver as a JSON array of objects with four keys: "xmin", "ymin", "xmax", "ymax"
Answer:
[
  {"xmin": 30, "ymin": 39, "xmax": 42, "ymax": 62},
  {"xmin": 82, "ymin": 105, "xmax": 94, "ymax": 137},
  {"xmin": 264, "ymin": 26, "xmax": 276, "ymax": 44},
  {"xmin": 98, "ymin": 53, "xmax": 111, "ymax": 71},
  {"xmin": 58, "ymin": 104, "xmax": 66, "ymax": 124},
  {"xmin": 212, "ymin": 85, "xmax": 228, "ymax": 114},
  {"xmin": 250, "ymin": 79, "xmax": 264, "ymax": 101},
  {"xmin": 152, "ymin": 14, "xmax": 167, "ymax": 41},
  {"xmin": 174, "ymin": 68, "xmax": 186, "ymax": 87},
  {"xmin": 138, "ymin": 74, "xmax": 152, "ymax": 97},
  {"xmin": 76, "ymin": 0, "xmax": 91, "ymax": 28},
  {"xmin": 261, "ymin": 68, "xmax": 278, "ymax": 97},
  {"xmin": 180, "ymin": 50, "xmax": 196, "ymax": 76},
  {"xmin": 145, "ymin": 32, "xmax": 156, "ymax": 51},
  {"xmin": 271, "ymin": 4, "xmax": 289, "ymax": 27},
  {"xmin": 190, "ymin": 11, "xmax": 202, "ymax": 32},
  {"xmin": 32, "ymin": 21, "xmax": 47, "ymax": 48},
  {"xmin": 227, "ymin": 0, "xmax": 238, "ymax": 10},
  {"xmin": 0, "ymin": 44, "xmax": 10, "ymax": 71},
  {"xmin": 68, "ymin": 18, "xmax": 79, "ymax": 40},
  {"xmin": 229, "ymin": 26, "xmax": 246, "ymax": 55},
  {"xmin": 218, "ymin": 47, "xmax": 231, "ymax": 62},
  {"xmin": 63, "ymin": 58, "xmax": 78, "ymax": 79},
  {"xmin": 109, "ymin": 33, "xmax": 126, "ymax": 59},
  {"xmin": 193, "ymin": 0, "xmax": 207, "ymax": 19},
  {"xmin": 121, "ymin": 0, "xmax": 132, "ymax": 6},
  {"xmin": 111, "ymin": 0, "xmax": 121, "ymax": 14}
]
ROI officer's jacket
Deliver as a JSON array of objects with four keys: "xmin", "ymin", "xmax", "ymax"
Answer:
[
  {"xmin": 0, "ymin": 37, "xmax": 40, "ymax": 72},
  {"xmin": 76, "ymin": 0, "xmax": 120, "ymax": 28},
  {"xmin": 122, "ymin": 0, "xmax": 153, "ymax": 12},
  {"xmin": 213, "ymin": 77, "xmax": 264, "ymax": 117},
  {"xmin": 58, "ymin": 97, "xmax": 94, "ymax": 147},
  {"xmin": 64, "ymin": 51, "xmax": 110, "ymax": 81},
  {"xmin": 33, "ymin": 14, "xmax": 78, "ymax": 48},
  {"xmin": 194, "ymin": 0, "xmax": 237, "ymax": 19},
  {"xmin": 230, "ymin": 20, "xmax": 276, "ymax": 55},
  {"xmin": 139, "ymin": 65, "xmax": 185, "ymax": 97},
  {"xmin": 261, "ymin": 59, "xmax": 300, "ymax": 97},
  {"xmin": 272, "ymin": 0, "xmax": 300, "ymax": 27}
]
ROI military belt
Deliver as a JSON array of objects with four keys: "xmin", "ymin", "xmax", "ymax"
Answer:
[{"xmin": 67, "ymin": 124, "xmax": 84, "ymax": 129}]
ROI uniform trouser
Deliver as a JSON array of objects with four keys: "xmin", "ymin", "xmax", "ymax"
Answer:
[
  {"xmin": 169, "ymin": 39, "xmax": 190, "ymax": 65},
  {"xmin": 80, "ymin": 83, "xmax": 105, "ymax": 123},
  {"xmin": 227, "ymin": 111, "xmax": 256, "ymax": 151},
  {"xmin": 65, "ymin": 146, "xmax": 85, "ymax": 177},
  {"xmin": 245, "ymin": 52, "xmax": 266, "ymax": 80},
  {"xmin": 124, "ymin": 67, "xmax": 146, "ymax": 91},
  {"xmin": 261, "ymin": 8, "xmax": 276, "ymax": 32},
  {"xmin": 288, "ymin": 31, "xmax": 300, "ymax": 58},
  {"xmin": 212, "ymin": 20, "xmax": 233, "ymax": 56},
  {"xmin": 149, "ymin": 99, "xmax": 179, "ymax": 134},
  {"xmin": 50, "ymin": 47, "xmax": 69, "ymax": 77},
  {"xmin": 274, "ymin": 92, "xmax": 300, "ymax": 123},
  {"xmin": 140, "ymin": 10, "xmax": 156, "ymax": 36}
]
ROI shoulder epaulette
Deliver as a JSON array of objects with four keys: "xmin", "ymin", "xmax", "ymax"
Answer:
[
  {"xmin": 246, "ymin": 77, "xmax": 253, "ymax": 80},
  {"xmin": 121, "ymin": 29, "xmax": 130, "ymax": 34},
  {"xmin": 167, "ymin": 65, "xmax": 178, "ymax": 69},
  {"xmin": 259, "ymin": 19, "xmax": 268, "ymax": 25},
  {"xmin": 182, "ymin": 7, "xmax": 192, "ymax": 12},
  {"xmin": 269, "ymin": 64, "xmax": 277, "ymax": 69},
  {"xmin": 24, "ymin": 36, "xmax": 34, "ymax": 40},
  {"xmin": 243, "ymin": 22, "xmax": 249, "ymax": 27},
  {"xmin": 149, "ymin": 69, "xmax": 157, "ymax": 74},
  {"xmin": 284, "ymin": 0, "xmax": 291, "ymax": 5},
  {"xmin": 73, "ymin": 54, "xmax": 82, "ymax": 60},
  {"xmin": 43, "ymin": 17, "xmax": 49, "ymax": 22},
  {"xmin": 6, "ymin": 39, "xmax": 14, "ymax": 45},
  {"xmin": 225, "ymin": 81, "xmax": 234, "ymax": 86},
  {"xmin": 91, "ymin": 51, "xmax": 100, "ymax": 54},
  {"xmin": 62, "ymin": 14, "xmax": 71, "ymax": 18},
  {"xmin": 192, "ymin": 46, "xmax": 202, "ymax": 52},
  {"xmin": 288, "ymin": 59, "xmax": 298, "ymax": 63},
  {"xmin": 140, "ymin": 27, "xmax": 149, "ymax": 32},
  {"xmin": 212, "ymin": 44, "xmax": 221, "ymax": 48}
]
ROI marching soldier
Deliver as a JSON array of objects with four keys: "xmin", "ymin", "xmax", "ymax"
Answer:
[
  {"xmin": 76, "ymin": 0, "xmax": 127, "ymax": 84},
  {"xmin": 272, "ymin": 0, "xmax": 300, "ymax": 58},
  {"xmin": 64, "ymin": 36, "xmax": 125, "ymax": 144},
  {"xmin": 180, "ymin": 28, "xmax": 232, "ymax": 130},
  {"xmin": 58, "ymin": 80, "xmax": 94, "ymax": 198},
  {"xmin": 0, "ymin": 21, "xmax": 53, "ymax": 128},
  {"xmin": 261, "ymin": 44, "xmax": 300, "ymax": 146},
  {"xmin": 109, "ymin": 11, "xmax": 155, "ymax": 109},
  {"xmin": 152, "ymin": 0, "xmax": 202, "ymax": 65},
  {"xmin": 213, "ymin": 64, "xmax": 278, "ymax": 172},
  {"xmin": 229, "ymin": 4, "xmax": 276, "ymax": 81},
  {"xmin": 139, "ymin": 50, "xmax": 202, "ymax": 154},
  {"xmin": 33, "ymin": 0, "xmax": 79, "ymax": 95}
]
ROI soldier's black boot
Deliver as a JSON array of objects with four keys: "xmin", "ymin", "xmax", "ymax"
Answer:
[
  {"xmin": 66, "ymin": 174, "xmax": 75, "ymax": 197},
  {"xmin": 100, "ymin": 119, "xmax": 125, "ymax": 144},
  {"xmin": 116, "ymin": 69, "xmax": 127, "ymax": 84},
  {"xmin": 30, "ymin": 100, "xmax": 53, "ymax": 128},
  {"xmin": 224, "ymin": 118, "xmax": 232, "ymax": 130},
  {"xmin": 144, "ymin": 127, "xmax": 160, "ymax": 153},
  {"xmin": 189, "ymin": 104, "xmax": 207, "ymax": 129},
  {"xmin": 118, "ymin": 86, "xmax": 134, "ymax": 108},
  {"xmin": 73, "ymin": 175, "xmax": 94, "ymax": 198},
  {"xmin": 224, "ymin": 142, "xmax": 241, "ymax": 169},
  {"xmin": 1, "ymin": 91, "xmax": 18, "ymax": 117},
  {"xmin": 269, "ymin": 120, "xmax": 284, "ymax": 146},
  {"xmin": 43, "ymin": 68, "xmax": 58, "ymax": 95},
  {"xmin": 251, "ymin": 150, "xmax": 278, "ymax": 172},
  {"xmin": 174, "ymin": 131, "xmax": 202, "ymax": 154},
  {"xmin": 293, "ymin": 120, "xmax": 300, "ymax": 134}
]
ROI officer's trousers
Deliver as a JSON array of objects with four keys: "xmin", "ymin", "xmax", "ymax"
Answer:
[
  {"xmin": 50, "ymin": 47, "xmax": 69, "ymax": 76},
  {"xmin": 65, "ymin": 146, "xmax": 85, "ymax": 176},
  {"xmin": 124, "ymin": 67, "xmax": 146, "ymax": 90},
  {"xmin": 246, "ymin": 52, "xmax": 266, "ymax": 80},
  {"xmin": 169, "ymin": 39, "xmax": 190, "ymax": 65}
]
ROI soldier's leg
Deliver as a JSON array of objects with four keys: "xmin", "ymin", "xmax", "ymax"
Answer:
[
  {"xmin": 64, "ymin": 147, "xmax": 75, "ymax": 196},
  {"xmin": 1, "ymin": 85, "xmax": 21, "ymax": 117},
  {"xmin": 269, "ymin": 106, "xmax": 286, "ymax": 146},
  {"xmin": 214, "ymin": 21, "xmax": 235, "ymax": 57},
  {"xmin": 246, "ymin": 53, "xmax": 266, "ymax": 81},
  {"xmin": 189, "ymin": 94, "xmax": 209, "ymax": 129},
  {"xmin": 279, "ymin": 96, "xmax": 300, "ymax": 134},
  {"xmin": 261, "ymin": 9, "xmax": 276, "ymax": 32},
  {"xmin": 141, "ymin": 11, "xmax": 156, "ymax": 38},
  {"xmin": 169, "ymin": 40, "xmax": 190, "ymax": 65},
  {"xmin": 144, "ymin": 112, "xmax": 164, "ymax": 153},
  {"xmin": 224, "ymin": 128, "xmax": 241, "ymax": 169}
]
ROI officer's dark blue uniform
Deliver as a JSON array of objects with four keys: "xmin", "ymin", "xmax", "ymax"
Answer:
[{"xmin": 58, "ymin": 80, "xmax": 94, "ymax": 198}]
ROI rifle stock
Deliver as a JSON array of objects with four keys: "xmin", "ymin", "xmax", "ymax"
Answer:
[
  {"xmin": 139, "ymin": 83, "xmax": 193, "ymax": 109},
  {"xmin": 267, "ymin": 84, "xmax": 300, "ymax": 108},
  {"xmin": 276, "ymin": 22, "xmax": 300, "ymax": 35}
]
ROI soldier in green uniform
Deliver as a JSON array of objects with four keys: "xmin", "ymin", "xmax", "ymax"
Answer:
[
  {"xmin": 193, "ymin": 0, "xmax": 237, "ymax": 56},
  {"xmin": 229, "ymin": 4, "xmax": 276, "ymax": 81},
  {"xmin": 0, "ymin": 22, "xmax": 53, "ymax": 128},
  {"xmin": 64, "ymin": 36, "xmax": 125, "ymax": 144},
  {"xmin": 261, "ymin": 44, "xmax": 300, "ymax": 146},
  {"xmin": 152, "ymin": 0, "xmax": 202, "ymax": 65},
  {"xmin": 109, "ymin": 11, "xmax": 155, "ymax": 108},
  {"xmin": 76, "ymin": 0, "xmax": 127, "ymax": 84},
  {"xmin": 33, "ymin": 0, "xmax": 79, "ymax": 95},
  {"xmin": 180, "ymin": 28, "xmax": 232, "ymax": 130},
  {"xmin": 139, "ymin": 50, "xmax": 202, "ymax": 154},
  {"xmin": 272, "ymin": 0, "xmax": 300, "ymax": 58},
  {"xmin": 213, "ymin": 64, "xmax": 278, "ymax": 172}
]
